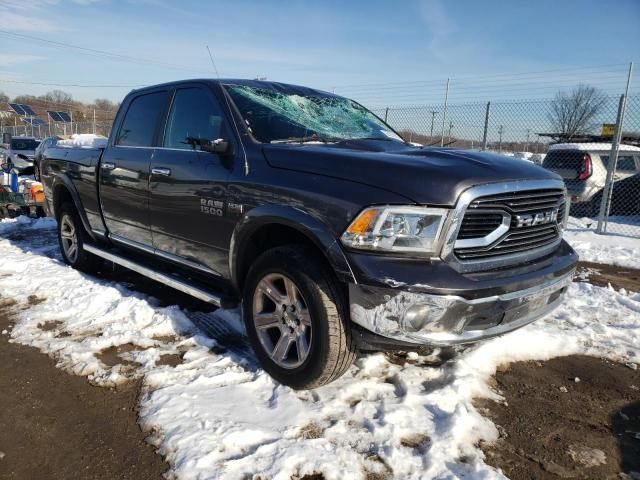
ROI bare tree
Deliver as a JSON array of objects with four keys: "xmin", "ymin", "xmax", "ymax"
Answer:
[{"xmin": 548, "ymin": 84, "xmax": 607, "ymax": 138}]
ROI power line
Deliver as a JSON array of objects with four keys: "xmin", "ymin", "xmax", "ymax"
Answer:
[
  {"xmin": 0, "ymin": 78, "xmax": 144, "ymax": 88},
  {"xmin": 0, "ymin": 29, "xmax": 213, "ymax": 75},
  {"xmin": 330, "ymin": 63, "xmax": 628, "ymax": 90}
]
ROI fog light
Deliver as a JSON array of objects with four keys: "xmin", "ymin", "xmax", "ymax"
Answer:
[{"xmin": 403, "ymin": 304, "xmax": 432, "ymax": 332}]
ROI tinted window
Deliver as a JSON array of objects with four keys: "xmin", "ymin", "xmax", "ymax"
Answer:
[
  {"xmin": 600, "ymin": 155, "xmax": 638, "ymax": 172},
  {"xmin": 164, "ymin": 88, "xmax": 226, "ymax": 150},
  {"xmin": 542, "ymin": 150, "xmax": 584, "ymax": 170},
  {"xmin": 11, "ymin": 139, "xmax": 39, "ymax": 150},
  {"xmin": 116, "ymin": 91, "xmax": 168, "ymax": 147}
]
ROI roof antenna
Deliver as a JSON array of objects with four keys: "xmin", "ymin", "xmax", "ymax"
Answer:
[{"xmin": 205, "ymin": 45, "xmax": 220, "ymax": 78}]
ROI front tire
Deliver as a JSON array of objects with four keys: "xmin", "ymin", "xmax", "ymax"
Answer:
[
  {"xmin": 57, "ymin": 202, "xmax": 102, "ymax": 273},
  {"xmin": 243, "ymin": 245, "xmax": 356, "ymax": 389}
]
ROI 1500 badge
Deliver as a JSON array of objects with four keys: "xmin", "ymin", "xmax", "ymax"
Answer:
[{"xmin": 201, "ymin": 198, "xmax": 224, "ymax": 216}]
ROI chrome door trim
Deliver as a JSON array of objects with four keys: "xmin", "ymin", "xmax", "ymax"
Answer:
[
  {"xmin": 154, "ymin": 247, "xmax": 220, "ymax": 276},
  {"xmin": 109, "ymin": 233, "xmax": 220, "ymax": 277},
  {"xmin": 110, "ymin": 233, "xmax": 155, "ymax": 254}
]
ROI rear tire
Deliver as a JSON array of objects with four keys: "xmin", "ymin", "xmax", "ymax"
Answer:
[
  {"xmin": 242, "ymin": 245, "xmax": 356, "ymax": 389},
  {"xmin": 57, "ymin": 202, "xmax": 102, "ymax": 274}
]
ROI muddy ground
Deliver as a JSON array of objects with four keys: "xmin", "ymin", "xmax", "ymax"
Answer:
[
  {"xmin": 478, "ymin": 356, "xmax": 639, "ymax": 479},
  {"xmin": 0, "ymin": 303, "xmax": 168, "ymax": 480},
  {"xmin": 0, "ymin": 259, "xmax": 638, "ymax": 479}
]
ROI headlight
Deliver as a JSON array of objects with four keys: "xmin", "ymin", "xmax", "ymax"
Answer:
[{"xmin": 341, "ymin": 206, "xmax": 449, "ymax": 255}]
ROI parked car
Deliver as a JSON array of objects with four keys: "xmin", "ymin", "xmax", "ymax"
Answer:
[
  {"xmin": 3, "ymin": 136, "xmax": 40, "ymax": 175},
  {"xmin": 542, "ymin": 143, "xmax": 640, "ymax": 216},
  {"xmin": 41, "ymin": 79, "xmax": 577, "ymax": 389},
  {"xmin": 33, "ymin": 136, "xmax": 60, "ymax": 180},
  {"xmin": 589, "ymin": 172, "xmax": 640, "ymax": 216}
]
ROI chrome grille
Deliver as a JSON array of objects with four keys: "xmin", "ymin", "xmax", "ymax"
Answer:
[{"xmin": 454, "ymin": 188, "xmax": 566, "ymax": 261}]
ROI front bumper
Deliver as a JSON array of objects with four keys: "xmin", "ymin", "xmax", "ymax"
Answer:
[{"xmin": 350, "ymin": 269, "xmax": 574, "ymax": 346}]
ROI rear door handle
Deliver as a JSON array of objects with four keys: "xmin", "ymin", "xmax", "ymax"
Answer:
[
  {"xmin": 101, "ymin": 162, "xmax": 116, "ymax": 170},
  {"xmin": 151, "ymin": 167, "xmax": 171, "ymax": 176}
]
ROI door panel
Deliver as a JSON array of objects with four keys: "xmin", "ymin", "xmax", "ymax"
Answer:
[
  {"xmin": 149, "ymin": 149, "xmax": 229, "ymax": 274},
  {"xmin": 99, "ymin": 89, "xmax": 169, "ymax": 246},
  {"xmin": 149, "ymin": 86, "xmax": 235, "ymax": 276},
  {"xmin": 99, "ymin": 146, "xmax": 153, "ymax": 245}
]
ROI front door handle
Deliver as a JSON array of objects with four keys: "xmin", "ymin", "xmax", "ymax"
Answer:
[
  {"xmin": 101, "ymin": 162, "xmax": 116, "ymax": 170},
  {"xmin": 151, "ymin": 167, "xmax": 171, "ymax": 176}
]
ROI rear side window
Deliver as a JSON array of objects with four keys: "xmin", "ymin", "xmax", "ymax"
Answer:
[
  {"xmin": 600, "ymin": 155, "xmax": 639, "ymax": 172},
  {"xmin": 116, "ymin": 91, "xmax": 168, "ymax": 147},
  {"xmin": 542, "ymin": 150, "xmax": 584, "ymax": 169},
  {"xmin": 164, "ymin": 88, "xmax": 227, "ymax": 150}
]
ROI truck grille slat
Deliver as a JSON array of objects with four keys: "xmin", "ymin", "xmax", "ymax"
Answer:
[{"xmin": 454, "ymin": 188, "xmax": 565, "ymax": 261}]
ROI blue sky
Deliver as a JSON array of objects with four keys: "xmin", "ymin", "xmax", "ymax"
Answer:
[{"xmin": 1, "ymin": 0, "xmax": 638, "ymax": 105}]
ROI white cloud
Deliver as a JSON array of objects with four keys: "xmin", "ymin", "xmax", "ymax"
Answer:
[{"xmin": 0, "ymin": 54, "xmax": 45, "ymax": 67}]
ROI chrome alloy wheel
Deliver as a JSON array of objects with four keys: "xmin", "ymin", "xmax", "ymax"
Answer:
[
  {"xmin": 252, "ymin": 273, "xmax": 312, "ymax": 369},
  {"xmin": 60, "ymin": 214, "xmax": 79, "ymax": 263}
]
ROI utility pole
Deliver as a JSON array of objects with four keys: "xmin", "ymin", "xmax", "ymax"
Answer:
[
  {"xmin": 524, "ymin": 129, "xmax": 531, "ymax": 152},
  {"xmin": 440, "ymin": 78, "xmax": 449, "ymax": 147},
  {"xmin": 498, "ymin": 125, "xmax": 504, "ymax": 153},
  {"xmin": 429, "ymin": 110, "xmax": 438, "ymax": 139},
  {"xmin": 447, "ymin": 122, "xmax": 453, "ymax": 144},
  {"xmin": 481, "ymin": 101, "xmax": 491, "ymax": 151},
  {"xmin": 93, "ymin": 109, "xmax": 96, "ymax": 135}
]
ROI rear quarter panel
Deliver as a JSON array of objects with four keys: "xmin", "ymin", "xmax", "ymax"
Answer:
[{"xmin": 42, "ymin": 146, "xmax": 105, "ymax": 232}]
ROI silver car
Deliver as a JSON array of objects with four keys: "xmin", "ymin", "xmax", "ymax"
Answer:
[
  {"xmin": 543, "ymin": 143, "xmax": 640, "ymax": 215},
  {"xmin": 4, "ymin": 136, "xmax": 40, "ymax": 173}
]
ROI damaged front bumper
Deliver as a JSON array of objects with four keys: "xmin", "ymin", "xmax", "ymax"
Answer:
[{"xmin": 349, "ymin": 268, "xmax": 575, "ymax": 347}]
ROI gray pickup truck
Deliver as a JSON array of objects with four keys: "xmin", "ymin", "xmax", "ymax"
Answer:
[{"xmin": 41, "ymin": 79, "xmax": 577, "ymax": 388}]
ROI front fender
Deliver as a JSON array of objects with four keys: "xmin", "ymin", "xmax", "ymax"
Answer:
[{"xmin": 229, "ymin": 205, "xmax": 356, "ymax": 290}]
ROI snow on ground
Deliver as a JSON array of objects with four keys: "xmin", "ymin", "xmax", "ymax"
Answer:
[
  {"xmin": 57, "ymin": 133, "xmax": 108, "ymax": 149},
  {"xmin": 564, "ymin": 217, "xmax": 640, "ymax": 269},
  {"xmin": 0, "ymin": 216, "xmax": 639, "ymax": 479}
]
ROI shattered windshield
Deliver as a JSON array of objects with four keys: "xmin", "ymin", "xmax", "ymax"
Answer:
[{"xmin": 224, "ymin": 84, "xmax": 403, "ymax": 144}]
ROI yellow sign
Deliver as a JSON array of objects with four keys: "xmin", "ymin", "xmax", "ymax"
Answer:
[{"xmin": 602, "ymin": 123, "xmax": 616, "ymax": 137}]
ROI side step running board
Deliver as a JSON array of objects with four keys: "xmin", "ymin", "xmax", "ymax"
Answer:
[{"xmin": 84, "ymin": 244, "xmax": 222, "ymax": 306}]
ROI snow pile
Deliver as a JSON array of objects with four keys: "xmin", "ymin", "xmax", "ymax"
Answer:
[
  {"xmin": 0, "ymin": 218, "xmax": 639, "ymax": 479},
  {"xmin": 58, "ymin": 133, "xmax": 108, "ymax": 149},
  {"xmin": 564, "ymin": 216, "xmax": 640, "ymax": 268}
]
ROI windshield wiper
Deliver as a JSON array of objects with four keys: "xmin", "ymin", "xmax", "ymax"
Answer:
[{"xmin": 270, "ymin": 135, "xmax": 341, "ymax": 144}]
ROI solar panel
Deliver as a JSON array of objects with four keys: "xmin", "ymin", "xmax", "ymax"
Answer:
[
  {"xmin": 46, "ymin": 110, "xmax": 71, "ymax": 123},
  {"xmin": 47, "ymin": 110, "xmax": 63, "ymax": 122},
  {"xmin": 21, "ymin": 117, "xmax": 46, "ymax": 126},
  {"xmin": 57, "ymin": 111, "xmax": 71, "ymax": 122},
  {"xmin": 20, "ymin": 104, "xmax": 36, "ymax": 116},
  {"xmin": 8, "ymin": 103, "xmax": 27, "ymax": 115}
]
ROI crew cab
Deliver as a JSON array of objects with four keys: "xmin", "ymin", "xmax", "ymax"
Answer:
[{"xmin": 41, "ymin": 79, "xmax": 578, "ymax": 389}]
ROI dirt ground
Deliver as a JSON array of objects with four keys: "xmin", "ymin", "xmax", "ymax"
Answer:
[
  {"xmin": 0, "ymin": 302, "xmax": 168, "ymax": 480},
  {"xmin": 0, "ymin": 255, "xmax": 638, "ymax": 479},
  {"xmin": 478, "ymin": 356, "xmax": 640, "ymax": 479}
]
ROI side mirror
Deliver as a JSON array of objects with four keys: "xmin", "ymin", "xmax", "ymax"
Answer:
[{"xmin": 201, "ymin": 138, "xmax": 231, "ymax": 155}]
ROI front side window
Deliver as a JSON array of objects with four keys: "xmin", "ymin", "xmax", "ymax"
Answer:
[
  {"xmin": 116, "ymin": 91, "xmax": 168, "ymax": 147},
  {"xmin": 224, "ymin": 84, "xmax": 402, "ymax": 144},
  {"xmin": 164, "ymin": 88, "xmax": 226, "ymax": 150}
]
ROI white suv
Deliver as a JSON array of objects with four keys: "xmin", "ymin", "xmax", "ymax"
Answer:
[{"xmin": 542, "ymin": 143, "xmax": 640, "ymax": 215}]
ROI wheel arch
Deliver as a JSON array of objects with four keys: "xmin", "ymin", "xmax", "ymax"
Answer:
[
  {"xmin": 229, "ymin": 205, "xmax": 355, "ymax": 292},
  {"xmin": 51, "ymin": 175, "xmax": 96, "ymax": 242}
]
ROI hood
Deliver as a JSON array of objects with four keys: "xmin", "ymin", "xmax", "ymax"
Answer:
[
  {"xmin": 10, "ymin": 152, "xmax": 34, "ymax": 168},
  {"xmin": 262, "ymin": 140, "xmax": 561, "ymax": 205}
]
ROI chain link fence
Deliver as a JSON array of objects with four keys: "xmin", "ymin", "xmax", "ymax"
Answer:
[
  {"xmin": 1, "ymin": 90, "xmax": 638, "ymax": 238},
  {"xmin": 371, "ymin": 93, "xmax": 640, "ymax": 238}
]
